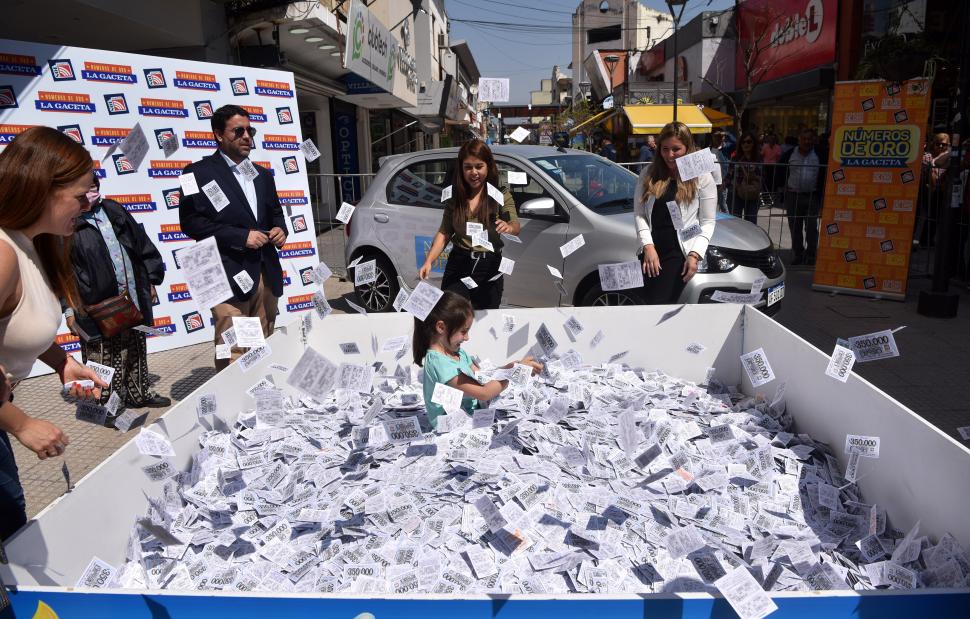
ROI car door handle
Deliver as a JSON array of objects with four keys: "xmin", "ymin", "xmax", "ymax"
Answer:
[{"xmin": 373, "ymin": 214, "xmax": 389, "ymax": 223}]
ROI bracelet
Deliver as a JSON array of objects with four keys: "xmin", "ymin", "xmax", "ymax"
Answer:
[{"xmin": 688, "ymin": 251, "xmax": 702, "ymax": 260}]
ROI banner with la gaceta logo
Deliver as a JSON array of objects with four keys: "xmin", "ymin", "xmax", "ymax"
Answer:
[{"xmin": 0, "ymin": 39, "xmax": 320, "ymax": 376}]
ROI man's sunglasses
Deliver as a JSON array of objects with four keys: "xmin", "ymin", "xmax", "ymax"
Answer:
[{"xmin": 230, "ymin": 126, "xmax": 257, "ymax": 139}]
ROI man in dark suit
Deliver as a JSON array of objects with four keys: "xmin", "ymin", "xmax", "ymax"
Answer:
[{"xmin": 179, "ymin": 104, "xmax": 287, "ymax": 370}]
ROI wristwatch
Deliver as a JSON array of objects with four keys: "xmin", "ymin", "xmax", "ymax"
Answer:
[{"xmin": 688, "ymin": 251, "xmax": 702, "ymax": 261}]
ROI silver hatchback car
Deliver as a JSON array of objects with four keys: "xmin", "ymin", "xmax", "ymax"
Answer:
[{"xmin": 346, "ymin": 146, "xmax": 785, "ymax": 313}]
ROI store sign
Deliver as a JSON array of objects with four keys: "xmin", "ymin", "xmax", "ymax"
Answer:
[
  {"xmin": 812, "ymin": 79, "xmax": 931, "ymax": 299},
  {"xmin": 344, "ymin": 0, "xmax": 396, "ymax": 92},
  {"xmin": 735, "ymin": 0, "xmax": 836, "ymax": 88}
]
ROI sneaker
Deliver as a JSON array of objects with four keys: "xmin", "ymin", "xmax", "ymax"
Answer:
[{"xmin": 126, "ymin": 393, "xmax": 172, "ymax": 408}]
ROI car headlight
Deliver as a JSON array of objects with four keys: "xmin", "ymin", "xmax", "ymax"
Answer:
[{"xmin": 696, "ymin": 246, "xmax": 736, "ymax": 273}]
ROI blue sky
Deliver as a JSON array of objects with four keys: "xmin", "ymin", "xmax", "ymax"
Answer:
[{"xmin": 447, "ymin": 0, "xmax": 734, "ymax": 104}]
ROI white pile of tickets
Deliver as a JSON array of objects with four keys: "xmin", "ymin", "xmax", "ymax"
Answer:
[{"xmin": 94, "ymin": 341, "xmax": 970, "ymax": 613}]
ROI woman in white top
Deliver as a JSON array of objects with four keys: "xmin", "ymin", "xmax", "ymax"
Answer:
[
  {"xmin": 634, "ymin": 122, "xmax": 717, "ymax": 304},
  {"xmin": 0, "ymin": 126, "xmax": 107, "ymax": 540}
]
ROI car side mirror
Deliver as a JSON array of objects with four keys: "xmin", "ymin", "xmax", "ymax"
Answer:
[{"xmin": 520, "ymin": 197, "xmax": 555, "ymax": 216}]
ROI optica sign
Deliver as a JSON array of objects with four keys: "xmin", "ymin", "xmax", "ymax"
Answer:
[{"xmin": 735, "ymin": 0, "xmax": 836, "ymax": 88}]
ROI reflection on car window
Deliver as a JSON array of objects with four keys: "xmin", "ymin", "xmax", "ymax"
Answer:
[
  {"xmin": 387, "ymin": 159, "xmax": 451, "ymax": 208},
  {"xmin": 495, "ymin": 160, "xmax": 554, "ymax": 213},
  {"xmin": 529, "ymin": 154, "xmax": 638, "ymax": 211}
]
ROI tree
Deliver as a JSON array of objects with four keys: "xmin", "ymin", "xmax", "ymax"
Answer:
[
  {"xmin": 699, "ymin": 3, "xmax": 806, "ymax": 135},
  {"xmin": 556, "ymin": 97, "xmax": 601, "ymax": 150}
]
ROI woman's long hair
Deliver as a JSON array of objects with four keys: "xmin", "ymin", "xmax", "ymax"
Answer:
[
  {"xmin": 639, "ymin": 122, "xmax": 700, "ymax": 206},
  {"xmin": 734, "ymin": 131, "xmax": 761, "ymax": 163},
  {"xmin": 0, "ymin": 126, "xmax": 91, "ymax": 307},
  {"xmin": 450, "ymin": 139, "xmax": 501, "ymax": 235},
  {"xmin": 413, "ymin": 291, "xmax": 474, "ymax": 366}
]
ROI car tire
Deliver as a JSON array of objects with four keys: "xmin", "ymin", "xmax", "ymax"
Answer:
[
  {"xmin": 579, "ymin": 282, "xmax": 648, "ymax": 306},
  {"xmin": 353, "ymin": 254, "xmax": 399, "ymax": 312}
]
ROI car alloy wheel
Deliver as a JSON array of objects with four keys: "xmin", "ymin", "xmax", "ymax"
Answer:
[
  {"xmin": 590, "ymin": 291, "xmax": 640, "ymax": 306},
  {"xmin": 353, "ymin": 254, "xmax": 399, "ymax": 312}
]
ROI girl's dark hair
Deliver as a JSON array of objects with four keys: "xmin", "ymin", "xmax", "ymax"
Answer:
[
  {"xmin": 450, "ymin": 139, "xmax": 501, "ymax": 235},
  {"xmin": 413, "ymin": 290, "xmax": 474, "ymax": 366},
  {"xmin": 734, "ymin": 131, "xmax": 761, "ymax": 162}
]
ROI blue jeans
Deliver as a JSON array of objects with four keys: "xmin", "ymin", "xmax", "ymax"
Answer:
[{"xmin": 0, "ymin": 430, "xmax": 27, "ymax": 540}]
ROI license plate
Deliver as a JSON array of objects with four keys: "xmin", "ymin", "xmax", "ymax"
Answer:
[{"xmin": 767, "ymin": 282, "xmax": 785, "ymax": 306}]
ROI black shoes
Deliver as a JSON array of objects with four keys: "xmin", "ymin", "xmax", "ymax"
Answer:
[
  {"xmin": 791, "ymin": 255, "xmax": 804, "ymax": 266},
  {"xmin": 125, "ymin": 393, "xmax": 172, "ymax": 408}
]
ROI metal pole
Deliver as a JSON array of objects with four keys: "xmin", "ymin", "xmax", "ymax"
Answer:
[{"xmin": 672, "ymin": 17, "xmax": 678, "ymax": 122}]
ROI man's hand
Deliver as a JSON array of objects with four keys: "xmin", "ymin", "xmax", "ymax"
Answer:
[
  {"xmin": 268, "ymin": 226, "xmax": 287, "ymax": 248},
  {"xmin": 12, "ymin": 416, "xmax": 69, "ymax": 460},
  {"xmin": 246, "ymin": 230, "xmax": 269, "ymax": 249}
]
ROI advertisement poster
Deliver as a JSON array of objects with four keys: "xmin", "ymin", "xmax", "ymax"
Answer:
[
  {"xmin": 0, "ymin": 39, "xmax": 319, "ymax": 375},
  {"xmin": 812, "ymin": 78, "xmax": 931, "ymax": 299}
]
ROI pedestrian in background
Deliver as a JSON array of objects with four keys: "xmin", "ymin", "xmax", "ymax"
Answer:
[
  {"xmin": 598, "ymin": 136, "xmax": 617, "ymax": 162},
  {"xmin": 0, "ymin": 127, "xmax": 107, "ymax": 540},
  {"xmin": 67, "ymin": 175, "xmax": 170, "ymax": 416},
  {"xmin": 638, "ymin": 135, "xmax": 656, "ymax": 169},
  {"xmin": 419, "ymin": 139, "xmax": 520, "ymax": 310},
  {"xmin": 634, "ymin": 122, "xmax": 717, "ymax": 304},
  {"xmin": 179, "ymin": 104, "xmax": 288, "ymax": 370},
  {"xmin": 729, "ymin": 131, "xmax": 764, "ymax": 224},
  {"xmin": 781, "ymin": 128, "xmax": 823, "ymax": 265}
]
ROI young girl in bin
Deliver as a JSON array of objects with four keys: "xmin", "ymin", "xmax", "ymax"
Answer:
[{"xmin": 413, "ymin": 291, "xmax": 541, "ymax": 427}]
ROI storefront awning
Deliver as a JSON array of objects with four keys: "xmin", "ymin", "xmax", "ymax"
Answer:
[
  {"xmin": 622, "ymin": 105, "xmax": 712, "ymax": 134},
  {"xmin": 569, "ymin": 108, "xmax": 618, "ymax": 135},
  {"xmin": 701, "ymin": 106, "xmax": 734, "ymax": 128}
]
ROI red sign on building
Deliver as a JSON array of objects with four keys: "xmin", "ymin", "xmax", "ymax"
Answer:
[{"xmin": 735, "ymin": 0, "xmax": 837, "ymax": 89}]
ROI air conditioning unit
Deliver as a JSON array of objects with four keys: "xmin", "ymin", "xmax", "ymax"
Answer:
[{"xmin": 438, "ymin": 33, "xmax": 447, "ymax": 48}]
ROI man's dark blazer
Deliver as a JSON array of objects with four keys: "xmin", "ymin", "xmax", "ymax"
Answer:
[{"xmin": 178, "ymin": 151, "xmax": 286, "ymax": 301}]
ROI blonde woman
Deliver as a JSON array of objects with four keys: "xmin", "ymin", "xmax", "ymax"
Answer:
[{"xmin": 634, "ymin": 122, "xmax": 717, "ymax": 304}]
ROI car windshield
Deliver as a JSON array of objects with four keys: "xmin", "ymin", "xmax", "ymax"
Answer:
[{"xmin": 529, "ymin": 153, "xmax": 639, "ymax": 211}]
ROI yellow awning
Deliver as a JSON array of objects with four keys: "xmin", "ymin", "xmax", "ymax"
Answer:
[
  {"xmin": 622, "ymin": 105, "xmax": 712, "ymax": 134},
  {"xmin": 569, "ymin": 108, "xmax": 618, "ymax": 134},
  {"xmin": 701, "ymin": 106, "xmax": 734, "ymax": 128}
]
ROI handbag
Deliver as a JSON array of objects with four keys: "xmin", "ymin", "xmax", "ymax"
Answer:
[
  {"xmin": 84, "ymin": 248, "xmax": 143, "ymax": 338},
  {"xmin": 735, "ymin": 165, "xmax": 761, "ymax": 201}
]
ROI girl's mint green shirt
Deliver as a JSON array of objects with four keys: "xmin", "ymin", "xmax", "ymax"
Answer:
[{"xmin": 422, "ymin": 348, "xmax": 478, "ymax": 426}]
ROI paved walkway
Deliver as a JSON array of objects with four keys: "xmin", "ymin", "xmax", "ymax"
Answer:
[{"xmin": 10, "ymin": 268, "xmax": 970, "ymax": 518}]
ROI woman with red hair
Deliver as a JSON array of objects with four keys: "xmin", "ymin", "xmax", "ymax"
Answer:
[{"xmin": 0, "ymin": 126, "xmax": 107, "ymax": 540}]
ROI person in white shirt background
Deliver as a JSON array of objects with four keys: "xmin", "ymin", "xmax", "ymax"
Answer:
[{"xmin": 782, "ymin": 129, "xmax": 823, "ymax": 266}]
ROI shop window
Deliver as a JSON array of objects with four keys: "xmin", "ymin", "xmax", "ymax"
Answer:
[
  {"xmin": 386, "ymin": 158, "xmax": 452, "ymax": 208},
  {"xmin": 587, "ymin": 24, "xmax": 621, "ymax": 45}
]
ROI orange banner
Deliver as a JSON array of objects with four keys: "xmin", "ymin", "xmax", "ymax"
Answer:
[{"xmin": 812, "ymin": 79, "xmax": 931, "ymax": 299}]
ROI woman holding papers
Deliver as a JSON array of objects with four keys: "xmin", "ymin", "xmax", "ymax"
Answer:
[
  {"xmin": 0, "ymin": 127, "xmax": 107, "ymax": 540},
  {"xmin": 66, "ymin": 174, "xmax": 169, "ymax": 415},
  {"xmin": 418, "ymin": 139, "xmax": 519, "ymax": 310},
  {"xmin": 634, "ymin": 122, "xmax": 717, "ymax": 304}
]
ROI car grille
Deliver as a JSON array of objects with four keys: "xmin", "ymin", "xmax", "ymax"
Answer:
[{"xmin": 719, "ymin": 247, "xmax": 783, "ymax": 278}]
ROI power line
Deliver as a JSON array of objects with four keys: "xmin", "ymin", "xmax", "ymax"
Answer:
[{"xmin": 450, "ymin": 0, "xmax": 576, "ymax": 16}]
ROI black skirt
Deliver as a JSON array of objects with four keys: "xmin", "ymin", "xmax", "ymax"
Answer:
[{"xmin": 441, "ymin": 247, "xmax": 504, "ymax": 310}]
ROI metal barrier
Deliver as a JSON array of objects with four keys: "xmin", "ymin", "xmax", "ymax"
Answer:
[
  {"xmin": 619, "ymin": 158, "xmax": 970, "ymax": 285},
  {"xmin": 304, "ymin": 172, "xmax": 376, "ymax": 278}
]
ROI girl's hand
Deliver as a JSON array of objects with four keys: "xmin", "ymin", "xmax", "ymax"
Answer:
[
  {"xmin": 682, "ymin": 253, "xmax": 700, "ymax": 283},
  {"xmin": 0, "ymin": 364, "xmax": 11, "ymax": 404},
  {"xmin": 60, "ymin": 356, "xmax": 108, "ymax": 401},
  {"xmin": 641, "ymin": 245, "xmax": 661, "ymax": 278},
  {"xmin": 418, "ymin": 262, "xmax": 432, "ymax": 280},
  {"xmin": 495, "ymin": 220, "xmax": 513, "ymax": 235},
  {"xmin": 11, "ymin": 416, "xmax": 69, "ymax": 460},
  {"xmin": 519, "ymin": 356, "xmax": 543, "ymax": 375}
]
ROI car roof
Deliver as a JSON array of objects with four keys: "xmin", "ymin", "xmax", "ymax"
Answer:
[{"xmin": 378, "ymin": 145, "xmax": 590, "ymax": 167}]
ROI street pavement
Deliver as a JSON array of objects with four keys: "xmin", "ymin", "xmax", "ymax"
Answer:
[{"xmin": 10, "ymin": 263, "xmax": 970, "ymax": 519}]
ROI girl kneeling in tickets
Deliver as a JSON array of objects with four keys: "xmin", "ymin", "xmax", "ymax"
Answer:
[
  {"xmin": 419, "ymin": 139, "xmax": 519, "ymax": 310},
  {"xmin": 634, "ymin": 121, "xmax": 717, "ymax": 304},
  {"xmin": 413, "ymin": 291, "xmax": 540, "ymax": 428}
]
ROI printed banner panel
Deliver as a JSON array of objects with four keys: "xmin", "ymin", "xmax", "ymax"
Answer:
[
  {"xmin": 812, "ymin": 79, "xmax": 931, "ymax": 299},
  {"xmin": 0, "ymin": 40, "xmax": 320, "ymax": 375}
]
